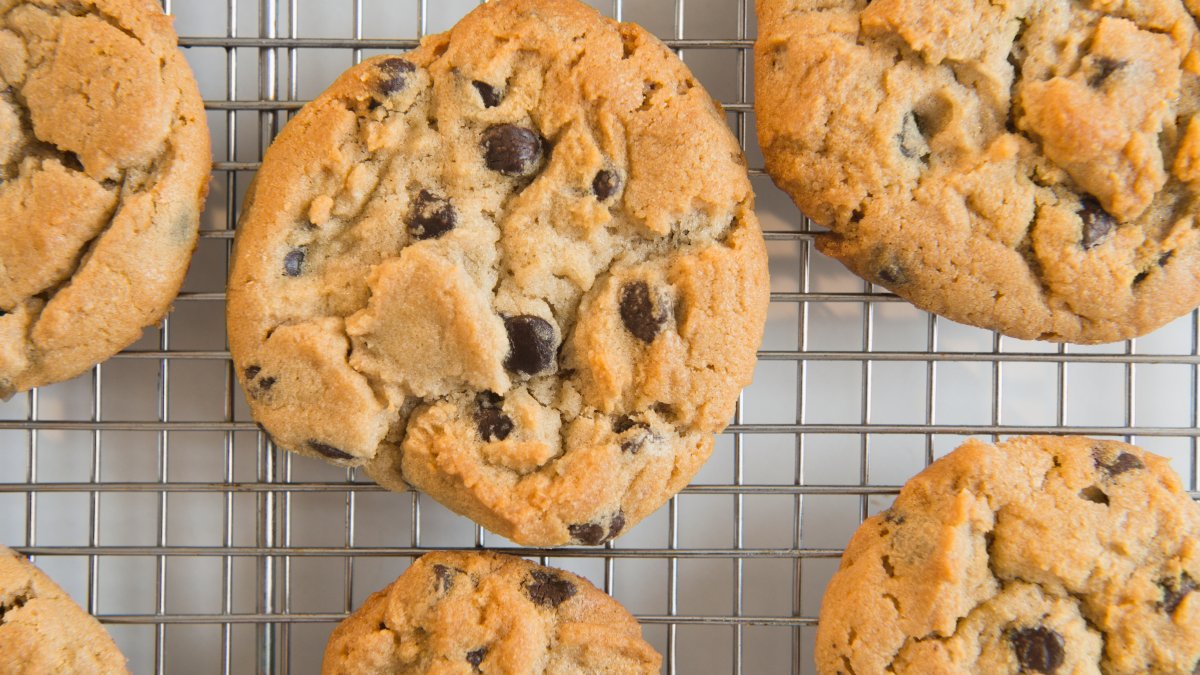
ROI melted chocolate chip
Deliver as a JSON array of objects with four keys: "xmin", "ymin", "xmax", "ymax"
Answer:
[
  {"xmin": 877, "ymin": 263, "xmax": 907, "ymax": 286},
  {"xmin": 524, "ymin": 570, "xmax": 577, "ymax": 607},
  {"xmin": 1079, "ymin": 485, "xmax": 1109, "ymax": 505},
  {"xmin": 378, "ymin": 58, "xmax": 416, "ymax": 95},
  {"xmin": 244, "ymin": 366, "xmax": 261, "ymax": 380},
  {"xmin": 307, "ymin": 440, "xmax": 353, "ymax": 461},
  {"xmin": 1010, "ymin": 627, "xmax": 1065, "ymax": 674},
  {"xmin": 433, "ymin": 564, "xmax": 458, "ymax": 593},
  {"xmin": 1161, "ymin": 573, "xmax": 1196, "ymax": 615},
  {"xmin": 1088, "ymin": 57, "xmax": 1125, "ymax": 88},
  {"xmin": 619, "ymin": 281, "xmax": 668, "ymax": 343},
  {"xmin": 283, "ymin": 249, "xmax": 306, "ymax": 277},
  {"xmin": 608, "ymin": 511, "xmax": 626, "ymax": 540},
  {"xmin": 466, "ymin": 648, "xmax": 487, "ymax": 670},
  {"xmin": 613, "ymin": 416, "xmax": 638, "ymax": 434},
  {"xmin": 503, "ymin": 315, "xmax": 557, "ymax": 376},
  {"xmin": 1078, "ymin": 198, "xmax": 1116, "ymax": 250},
  {"xmin": 568, "ymin": 522, "xmax": 606, "ymax": 546},
  {"xmin": 407, "ymin": 190, "xmax": 456, "ymax": 240},
  {"xmin": 593, "ymin": 170, "xmax": 621, "ymax": 201},
  {"xmin": 474, "ymin": 392, "xmax": 514, "ymax": 442},
  {"xmin": 882, "ymin": 509, "xmax": 905, "ymax": 525},
  {"xmin": 482, "ymin": 124, "xmax": 544, "ymax": 176},
  {"xmin": 473, "ymin": 81, "xmax": 501, "ymax": 108},
  {"xmin": 258, "ymin": 377, "xmax": 276, "ymax": 391},
  {"xmin": 1093, "ymin": 448, "xmax": 1145, "ymax": 476}
]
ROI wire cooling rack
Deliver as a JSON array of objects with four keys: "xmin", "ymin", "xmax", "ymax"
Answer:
[{"xmin": 2, "ymin": 0, "xmax": 1199, "ymax": 673}]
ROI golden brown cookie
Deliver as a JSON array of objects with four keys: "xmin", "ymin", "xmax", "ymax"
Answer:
[
  {"xmin": 816, "ymin": 436, "xmax": 1200, "ymax": 674},
  {"xmin": 0, "ymin": 0, "xmax": 211, "ymax": 397},
  {"xmin": 322, "ymin": 551, "xmax": 661, "ymax": 674},
  {"xmin": 756, "ymin": 0, "xmax": 1200, "ymax": 343},
  {"xmin": 228, "ymin": 0, "xmax": 768, "ymax": 546},
  {"xmin": 0, "ymin": 546, "xmax": 128, "ymax": 673}
]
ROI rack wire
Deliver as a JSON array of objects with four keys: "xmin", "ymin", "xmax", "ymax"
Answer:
[{"xmin": 1, "ymin": 0, "xmax": 1198, "ymax": 673}]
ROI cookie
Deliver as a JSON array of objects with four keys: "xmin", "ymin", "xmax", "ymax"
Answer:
[
  {"xmin": 815, "ymin": 436, "xmax": 1200, "ymax": 674},
  {"xmin": 756, "ymin": 0, "xmax": 1200, "ymax": 343},
  {"xmin": 0, "ymin": 546, "xmax": 128, "ymax": 673},
  {"xmin": 227, "ymin": 0, "xmax": 768, "ymax": 546},
  {"xmin": 0, "ymin": 0, "xmax": 211, "ymax": 397},
  {"xmin": 321, "ymin": 551, "xmax": 662, "ymax": 674}
]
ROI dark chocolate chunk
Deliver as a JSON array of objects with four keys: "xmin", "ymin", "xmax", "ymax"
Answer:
[
  {"xmin": 466, "ymin": 648, "xmax": 487, "ymax": 670},
  {"xmin": 433, "ymin": 564, "xmax": 458, "ymax": 593},
  {"xmin": 474, "ymin": 392, "xmax": 514, "ymax": 442},
  {"xmin": 608, "ymin": 510, "xmax": 626, "ymax": 540},
  {"xmin": 378, "ymin": 57, "xmax": 416, "ymax": 95},
  {"xmin": 593, "ymin": 170, "xmax": 621, "ymax": 201},
  {"xmin": 503, "ymin": 315, "xmax": 557, "ymax": 376},
  {"xmin": 482, "ymin": 124, "xmax": 544, "ymax": 177},
  {"xmin": 897, "ymin": 111, "xmax": 929, "ymax": 160},
  {"xmin": 1078, "ymin": 198, "xmax": 1116, "ymax": 250},
  {"xmin": 283, "ymin": 248, "xmax": 306, "ymax": 277},
  {"xmin": 1093, "ymin": 448, "xmax": 1145, "ymax": 476},
  {"xmin": 1088, "ymin": 57, "xmax": 1125, "ymax": 88},
  {"xmin": 619, "ymin": 281, "xmax": 667, "ymax": 343},
  {"xmin": 307, "ymin": 440, "xmax": 353, "ymax": 461},
  {"xmin": 1009, "ymin": 626, "xmax": 1065, "ymax": 674},
  {"xmin": 407, "ymin": 190, "xmax": 457, "ymax": 240},
  {"xmin": 612, "ymin": 416, "xmax": 638, "ymax": 434},
  {"xmin": 877, "ymin": 262, "xmax": 906, "ymax": 286},
  {"xmin": 1160, "ymin": 573, "xmax": 1197, "ymax": 615},
  {"xmin": 524, "ymin": 570, "xmax": 577, "ymax": 607},
  {"xmin": 473, "ymin": 81, "xmax": 501, "ymax": 108},
  {"xmin": 244, "ymin": 366, "xmax": 261, "ymax": 380},
  {"xmin": 568, "ymin": 522, "xmax": 606, "ymax": 546},
  {"xmin": 1079, "ymin": 485, "xmax": 1109, "ymax": 505}
]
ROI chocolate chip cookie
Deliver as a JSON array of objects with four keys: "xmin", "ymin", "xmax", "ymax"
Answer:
[
  {"xmin": 322, "ymin": 551, "xmax": 662, "ymax": 674},
  {"xmin": 816, "ymin": 436, "xmax": 1200, "ymax": 674},
  {"xmin": 0, "ymin": 0, "xmax": 212, "ymax": 396},
  {"xmin": 757, "ymin": 0, "xmax": 1200, "ymax": 343},
  {"xmin": 0, "ymin": 546, "xmax": 128, "ymax": 673},
  {"xmin": 227, "ymin": 0, "xmax": 768, "ymax": 546}
]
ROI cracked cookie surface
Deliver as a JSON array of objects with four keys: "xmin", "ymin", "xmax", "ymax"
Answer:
[
  {"xmin": 816, "ymin": 436, "xmax": 1200, "ymax": 674},
  {"xmin": 322, "ymin": 551, "xmax": 661, "ymax": 674},
  {"xmin": 0, "ymin": 0, "xmax": 211, "ymax": 396},
  {"xmin": 227, "ymin": 0, "xmax": 768, "ymax": 546},
  {"xmin": 756, "ymin": 0, "xmax": 1200, "ymax": 343},
  {"xmin": 0, "ymin": 545, "xmax": 128, "ymax": 673}
]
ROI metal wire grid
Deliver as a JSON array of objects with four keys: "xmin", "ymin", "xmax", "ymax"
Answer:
[{"xmin": 1, "ymin": 0, "xmax": 1199, "ymax": 673}]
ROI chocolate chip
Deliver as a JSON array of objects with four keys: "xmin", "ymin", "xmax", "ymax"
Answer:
[
  {"xmin": 568, "ymin": 522, "xmax": 606, "ymax": 546},
  {"xmin": 503, "ymin": 315, "xmax": 557, "ymax": 376},
  {"xmin": 307, "ymin": 440, "xmax": 353, "ymax": 461},
  {"xmin": 283, "ymin": 249, "xmax": 306, "ymax": 277},
  {"xmin": 0, "ymin": 308, "xmax": 7, "ymax": 317},
  {"xmin": 433, "ymin": 564, "xmax": 458, "ymax": 593},
  {"xmin": 1093, "ymin": 448, "xmax": 1145, "ymax": 476},
  {"xmin": 524, "ymin": 570, "xmax": 577, "ymax": 607},
  {"xmin": 1009, "ymin": 626, "xmax": 1065, "ymax": 674},
  {"xmin": 482, "ymin": 124, "xmax": 544, "ymax": 177},
  {"xmin": 593, "ymin": 170, "xmax": 621, "ymax": 201},
  {"xmin": 619, "ymin": 281, "xmax": 668, "ymax": 343},
  {"xmin": 608, "ymin": 510, "xmax": 626, "ymax": 540},
  {"xmin": 897, "ymin": 111, "xmax": 929, "ymax": 160},
  {"xmin": 613, "ymin": 416, "xmax": 638, "ymax": 434},
  {"xmin": 1160, "ymin": 573, "xmax": 1196, "ymax": 615},
  {"xmin": 378, "ymin": 57, "xmax": 415, "ymax": 95},
  {"xmin": 466, "ymin": 648, "xmax": 487, "ymax": 670},
  {"xmin": 882, "ymin": 509, "xmax": 905, "ymax": 525},
  {"xmin": 474, "ymin": 392, "xmax": 514, "ymax": 442},
  {"xmin": 877, "ymin": 262, "xmax": 906, "ymax": 286},
  {"xmin": 244, "ymin": 366, "xmax": 261, "ymax": 380},
  {"xmin": 1079, "ymin": 485, "xmax": 1108, "ymax": 505},
  {"xmin": 473, "ymin": 81, "xmax": 501, "ymax": 108},
  {"xmin": 1088, "ymin": 57, "xmax": 1125, "ymax": 88},
  {"xmin": 407, "ymin": 190, "xmax": 456, "ymax": 240},
  {"xmin": 258, "ymin": 377, "xmax": 276, "ymax": 391},
  {"xmin": 1078, "ymin": 198, "xmax": 1116, "ymax": 250}
]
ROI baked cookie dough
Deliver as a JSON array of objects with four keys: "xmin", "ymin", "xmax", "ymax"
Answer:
[
  {"xmin": 0, "ymin": 0, "xmax": 211, "ymax": 396},
  {"xmin": 0, "ymin": 545, "xmax": 128, "ymax": 673},
  {"xmin": 322, "ymin": 550, "xmax": 661, "ymax": 674},
  {"xmin": 816, "ymin": 436, "xmax": 1200, "ymax": 674},
  {"xmin": 228, "ymin": 0, "xmax": 768, "ymax": 546},
  {"xmin": 757, "ymin": 0, "xmax": 1200, "ymax": 343}
]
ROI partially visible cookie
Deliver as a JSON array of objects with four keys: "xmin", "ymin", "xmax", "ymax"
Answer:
[
  {"xmin": 0, "ymin": 546, "xmax": 128, "ymax": 673},
  {"xmin": 0, "ymin": 0, "xmax": 211, "ymax": 396},
  {"xmin": 227, "ymin": 0, "xmax": 768, "ymax": 546},
  {"xmin": 816, "ymin": 436, "xmax": 1200, "ymax": 674},
  {"xmin": 756, "ymin": 0, "xmax": 1200, "ymax": 343},
  {"xmin": 321, "ymin": 550, "xmax": 662, "ymax": 674}
]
